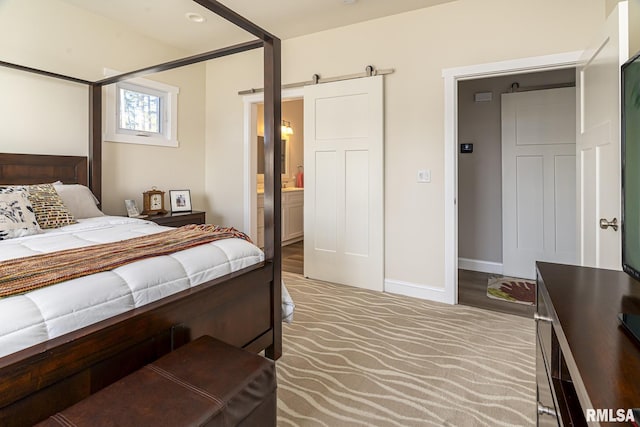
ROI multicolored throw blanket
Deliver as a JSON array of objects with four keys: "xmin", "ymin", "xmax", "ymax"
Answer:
[{"xmin": 0, "ymin": 224, "xmax": 252, "ymax": 298}]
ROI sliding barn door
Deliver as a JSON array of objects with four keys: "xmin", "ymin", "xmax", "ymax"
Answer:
[
  {"xmin": 502, "ymin": 88, "xmax": 577, "ymax": 280},
  {"xmin": 304, "ymin": 76, "xmax": 384, "ymax": 291},
  {"xmin": 577, "ymin": 2, "xmax": 628, "ymax": 270}
]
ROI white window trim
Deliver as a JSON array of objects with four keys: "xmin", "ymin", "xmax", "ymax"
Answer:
[{"xmin": 104, "ymin": 68, "xmax": 179, "ymax": 147}]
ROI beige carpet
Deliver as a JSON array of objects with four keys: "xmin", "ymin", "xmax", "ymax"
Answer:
[{"xmin": 277, "ymin": 272, "xmax": 535, "ymax": 427}]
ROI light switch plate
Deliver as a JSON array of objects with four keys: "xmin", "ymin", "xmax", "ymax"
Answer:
[{"xmin": 417, "ymin": 169, "xmax": 431, "ymax": 183}]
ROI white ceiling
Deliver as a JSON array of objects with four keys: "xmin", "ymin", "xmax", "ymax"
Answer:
[{"xmin": 61, "ymin": 0, "xmax": 457, "ymax": 53}]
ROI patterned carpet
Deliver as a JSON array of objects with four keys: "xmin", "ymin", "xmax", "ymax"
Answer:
[{"xmin": 277, "ymin": 272, "xmax": 535, "ymax": 427}]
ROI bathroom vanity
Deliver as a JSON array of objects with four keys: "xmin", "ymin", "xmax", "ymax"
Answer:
[{"xmin": 257, "ymin": 187, "xmax": 303, "ymax": 248}]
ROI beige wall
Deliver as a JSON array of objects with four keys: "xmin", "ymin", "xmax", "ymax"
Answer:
[
  {"xmin": 0, "ymin": 0, "xmax": 206, "ymax": 216},
  {"xmin": 0, "ymin": 68, "xmax": 88, "ymax": 156},
  {"xmin": 101, "ymin": 63, "xmax": 206, "ymax": 216},
  {"xmin": 457, "ymin": 69, "xmax": 576, "ymax": 265},
  {"xmin": 204, "ymin": 0, "xmax": 605, "ymax": 289}
]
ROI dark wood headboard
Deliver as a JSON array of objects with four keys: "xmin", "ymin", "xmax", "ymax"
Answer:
[{"xmin": 0, "ymin": 153, "xmax": 88, "ymax": 186}]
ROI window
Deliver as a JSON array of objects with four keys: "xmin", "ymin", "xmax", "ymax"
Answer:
[
  {"xmin": 118, "ymin": 83, "xmax": 163, "ymax": 136},
  {"xmin": 105, "ymin": 69, "xmax": 179, "ymax": 147}
]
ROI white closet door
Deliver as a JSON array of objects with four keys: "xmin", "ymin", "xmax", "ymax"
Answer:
[
  {"xmin": 577, "ymin": 2, "xmax": 628, "ymax": 270},
  {"xmin": 502, "ymin": 88, "xmax": 577, "ymax": 279},
  {"xmin": 304, "ymin": 76, "xmax": 384, "ymax": 291}
]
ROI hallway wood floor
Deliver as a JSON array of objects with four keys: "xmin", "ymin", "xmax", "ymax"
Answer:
[
  {"xmin": 458, "ymin": 269, "xmax": 535, "ymax": 318},
  {"xmin": 282, "ymin": 241, "xmax": 303, "ymax": 274},
  {"xmin": 281, "ymin": 243, "xmax": 533, "ymax": 318}
]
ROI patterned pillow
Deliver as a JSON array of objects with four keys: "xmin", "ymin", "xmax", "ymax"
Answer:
[
  {"xmin": 26, "ymin": 184, "xmax": 77, "ymax": 229},
  {"xmin": 0, "ymin": 187, "xmax": 42, "ymax": 240}
]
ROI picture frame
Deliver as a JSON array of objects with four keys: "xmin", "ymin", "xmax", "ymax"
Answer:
[
  {"xmin": 169, "ymin": 190, "xmax": 192, "ymax": 212},
  {"xmin": 124, "ymin": 199, "xmax": 140, "ymax": 217}
]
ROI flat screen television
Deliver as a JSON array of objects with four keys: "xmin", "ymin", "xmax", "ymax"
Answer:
[
  {"xmin": 622, "ymin": 51, "xmax": 640, "ymax": 279},
  {"xmin": 620, "ymin": 50, "xmax": 640, "ymax": 343}
]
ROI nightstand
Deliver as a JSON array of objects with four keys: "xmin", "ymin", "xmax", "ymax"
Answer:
[{"xmin": 147, "ymin": 211, "xmax": 206, "ymax": 227}]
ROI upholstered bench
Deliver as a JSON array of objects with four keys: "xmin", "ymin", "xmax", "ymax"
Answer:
[{"xmin": 36, "ymin": 336, "xmax": 276, "ymax": 426}]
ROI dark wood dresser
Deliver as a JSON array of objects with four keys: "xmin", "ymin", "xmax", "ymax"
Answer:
[
  {"xmin": 147, "ymin": 210, "xmax": 206, "ymax": 227},
  {"xmin": 536, "ymin": 262, "xmax": 640, "ymax": 426}
]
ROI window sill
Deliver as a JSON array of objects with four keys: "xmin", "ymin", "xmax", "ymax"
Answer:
[{"xmin": 104, "ymin": 132, "xmax": 178, "ymax": 148}]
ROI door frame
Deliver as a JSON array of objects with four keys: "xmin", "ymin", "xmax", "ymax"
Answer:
[
  {"xmin": 242, "ymin": 87, "xmax": 304, "ymax": 243},
  {"xmin": 442, "ymin": 51, "xmax": 582, "ymax": 305}
]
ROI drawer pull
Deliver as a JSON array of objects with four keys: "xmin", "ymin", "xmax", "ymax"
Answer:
[
  {"xmin": 537, "ymin": 402, "xmax": 557, "ymax": 417},
  {"xmin": 534, "ymin": 312, "xmax": 553, "ymax": 323}
]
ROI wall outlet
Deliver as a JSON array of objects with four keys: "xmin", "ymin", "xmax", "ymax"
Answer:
[{"xmin": 417, "ymin": 169, "xmax": 431, "ymax": 183}]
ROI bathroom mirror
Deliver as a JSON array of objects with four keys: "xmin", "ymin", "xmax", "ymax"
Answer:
[{"xmin": 257, "ymin": 136, "xmax": 288, "ymax": 176}]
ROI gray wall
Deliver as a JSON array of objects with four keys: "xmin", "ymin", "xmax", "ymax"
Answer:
[{"xmin": 457, "ymin": 68, "xmax": 576, "ymax": 265}]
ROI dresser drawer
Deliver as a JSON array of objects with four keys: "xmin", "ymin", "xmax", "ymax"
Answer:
[
  {"xmin": 536, "ymin": 275, "xmax": 554, "ymax": 366},
  {"xmin": 537, "ymin": 335, "xmax": 559, "ymax": 426},
  {"xmin": 148, "ymin": 211, "xmax": 206, "ymax": 227}
]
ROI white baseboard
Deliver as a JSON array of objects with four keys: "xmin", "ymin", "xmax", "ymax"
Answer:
[
  {"xmin": 384, "ymin": 279, "xmax": 454, "ymax": 305},
  {"xmin": 282, "ymin": 236, "xmax": 303, "ymax": 246},
  {"xmin": 458, "ymin": 258, "xmax": 503, "ymax": 275}
]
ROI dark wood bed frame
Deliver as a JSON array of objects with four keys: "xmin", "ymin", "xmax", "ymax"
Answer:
[{"xmin": 0, "ymin": 2, "xmax": 282, "ymax": 426}]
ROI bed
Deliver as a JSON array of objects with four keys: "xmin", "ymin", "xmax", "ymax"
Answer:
[
  {"xmin": 0, "ymin": 1, "xmax": 283, "ymax": 425},
  {"xmin": 0, "ymin": 213, "xmax": 271, "ymax": 359}
]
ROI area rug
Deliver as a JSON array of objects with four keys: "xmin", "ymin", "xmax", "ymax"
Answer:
[{"xmin": 487, "ymin": 277, "xmax": 536, "ymax": 306}]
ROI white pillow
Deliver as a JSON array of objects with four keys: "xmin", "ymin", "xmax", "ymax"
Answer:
[
  {"xmin": 0, "ymin": 187, "xmax": 42, "ymax": 240},
  {"xmin": 52, "ymin": 183, "xmax": 104, "ymax": 219}
]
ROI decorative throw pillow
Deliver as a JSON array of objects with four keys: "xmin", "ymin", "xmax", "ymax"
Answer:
[
  {"xmin": 0, "ymin": 187, "xmax": 42, "ymax": 240},
  {"xmin": 26, "ymin": 183, "xmax": 77, "ymax": 229}
]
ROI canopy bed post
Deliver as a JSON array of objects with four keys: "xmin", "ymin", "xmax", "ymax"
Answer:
[
  {"xmin": 194, "ymin": 0, "xmax": 284, "ymax": 360},
  {"xmin": 263, "ymin": 37, "xmax": 282, "ymax": 359},
  {"xmin": 89, "ymin": 84, "xmax": 102, "ymax": 204}
]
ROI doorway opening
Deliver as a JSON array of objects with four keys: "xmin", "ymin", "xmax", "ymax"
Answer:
[
  {"xmin": 442, "ymin": 51, "xmax": 583, "ymax": 308},
  {"xmin": 456, "ymin": 69, "xmax": 576, "ymax": 317},
  {"xmin": 243, "ymin": 89, "xmax": 305, "ymax": 275}
]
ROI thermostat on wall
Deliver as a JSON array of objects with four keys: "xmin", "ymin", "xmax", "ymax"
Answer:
[{"xmin": 460, "ymin": 143, "xmax": 473, "ymax": 154}]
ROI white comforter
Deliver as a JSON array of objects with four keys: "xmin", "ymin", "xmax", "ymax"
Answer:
[{"xmin": 0, "ymin": 216, "xmax": 273, "ymax": 358}]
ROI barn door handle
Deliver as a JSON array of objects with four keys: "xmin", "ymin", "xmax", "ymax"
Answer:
[{"xmin": 599, "ymin": 218, "xmax": 618, "ymax": 232}]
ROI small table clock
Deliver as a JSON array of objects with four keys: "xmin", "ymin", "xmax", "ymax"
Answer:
[{"xmin": 141, "ymin": 188, "xmax": 167, "ymax": 215}]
